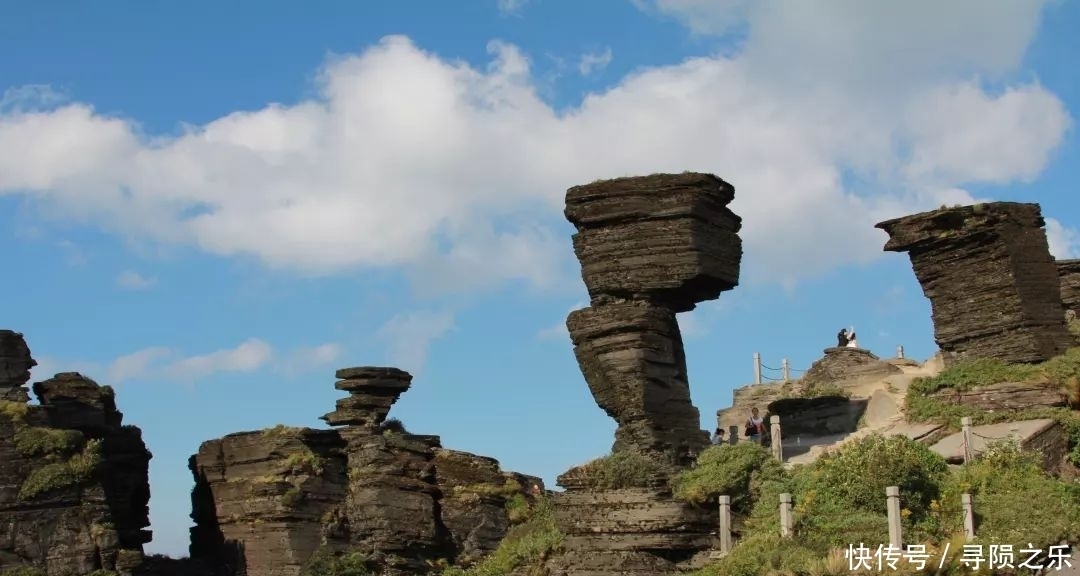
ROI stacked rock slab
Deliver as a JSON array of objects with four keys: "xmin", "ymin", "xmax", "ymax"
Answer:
[
  {"xmin": 190, "ymin": 366, "xmax": 542, "ymax": 576},
  {"xmin": 550, "ymin": 174, "xmax": 742, "ymax": 576},
  {"xmin": 0, "ymin": 331, "xmax": 152, "ymax": 576},
  {"xmin": 564, "ymin": 173, "xmax": 742, "ymax": 463},
  {"xmin": 1058, "ymin": 259, "xmax": 1080, "ymax": 314},
  {"xmin": 876, "ymin": 203, "xmax": 1073, "ymax": 366}
]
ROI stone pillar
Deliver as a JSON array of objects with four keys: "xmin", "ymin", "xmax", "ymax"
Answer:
[
  {"xmin": 962, "ymin": 493, "xmax": 975, "ymax": 541},
  {"xmin": 961, "ymin": 417, "xmax": 973, "ymax": 464},
  {"xmin": 718, "ymin": 495, "xmax": 733, "ymax": 554},
  {"xmin": 886, "ymin": 486, "xmax": 902, "ymax": 548},
  {"xmin": 0, "ymin": 330, "xmax": 36, "ymax": 402},
  {"xmin": 779, "ymin": 493, "xmax": 793, "ymax": 538},
  {"xmin": 876, "ymin": 203, "xmax": 1073, "ymax": 366},
  {"xmin": 769, "ymin": 415, "xmax": 782, "ymax": 461},
  {"xmin": 727, "ymin": 425, "xmax": 738, "ymax": 446}
]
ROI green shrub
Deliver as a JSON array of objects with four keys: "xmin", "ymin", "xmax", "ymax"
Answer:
[
  {"xmin": 439, "ymin": 497, "xmax": 563, "ymax": 576},
  {"xmin": 910, "ymin": 358, "xmax": 1040, "ymax": 395},
  {"xmin": 0, "ymin": 400, "xmax": 29, "ymax": 422},
  {"xmin": 19, "ymin": 439, "xmax": 102, "ymax": 500},
  {"xmin": 281, "ymin": 485, "xmax": 304, "ymax": 508},
  {"xmin": 13, "ymin": 426, "xmax": 84, "ymax": 457},
  {"xmin": 670, "ymin": 442, "xmax": 783, "ymax": 513},
  {"xmin": 301, "ymin": 548, "xmax": 372, "ymax": 576},
  {"xmin": 379, "ymin": 418, "xmax": 408, "ymax": 435},
  {"xmin": 0, "ymin": 566, "xmax": 46, "ymax": 576},
  {"xmin": 683, "ymin": 532, "xmax": 821, "ymax": 576},
  {"xmin": 282, "ymin": 448, "xmax": 325, "ymax": 476},
  {"xmin": 571, "ymin": 450, "xmax": 667, "ymax": 490}
]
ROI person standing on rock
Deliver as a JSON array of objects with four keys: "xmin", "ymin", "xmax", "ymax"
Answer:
[
  {"xmin": 846, "ymin": 327, "xmax": 859, "ymax": 349},
  {"xmin": 745, "ymin": 407, "xmax": 766, "ymax": 444},
  {"xmin": 837, "ymin": 328, "xmax": 850, "ymax": 347}
]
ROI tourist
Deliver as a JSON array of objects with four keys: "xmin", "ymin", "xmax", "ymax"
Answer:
[
  {"xmin": 837, "ymin": 328, "xmax": 849, "ymax": 347},
  {"xmin": 846, "ymin": 327, "xmax": 859, "ymax": 349},
  {"xmin": 744, "ymin": 407, "xmax": 766, "ymax": 444},
  {"xmin": 712, "ymin": 427, "xmax": 725, "ymax": 445}
]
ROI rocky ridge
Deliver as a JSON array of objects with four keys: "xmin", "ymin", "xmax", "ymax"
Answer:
[{"xmin": 876, "ymin": 202, "xmax": 1073, "ymax": 366}]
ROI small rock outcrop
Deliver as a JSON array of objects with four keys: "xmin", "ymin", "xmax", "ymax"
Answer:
[
  {"xmin": 797, "ymin": 347, "xmax": 903, "ymax": 392},
  {"xmin": 189, "ymin": 366, "xmax": 542, "ymax": 576},
  {"xmin": 0, "ymin": 331, "xmax": 152, "ymax": 576},
  {"xmin": 1058, "ymin": 259, "xmax": 1080, "ymax": 314},
  {"xmin": 876, "ymin": 203, "xmax": 1073, "ymax": 366},
  {"xmin": 550, "ymin": 173, "xmax": 743, "ymax": 576},
  {"xmin": 564, "ymin": 173, "xmax": 742, "ymax": 464}
]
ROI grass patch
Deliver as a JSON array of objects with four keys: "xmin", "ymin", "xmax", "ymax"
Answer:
[
  {"xmin": 569, "ymin": 450, "xmax": 668, "ymax": 490},
  {"xmin": 14, "ymin": 426, "xmax": 84, "ymax": 457},
  {"xmin": 670, "ymin": 442, "xmax": 783, "ymax": 513},
  {"xmin": 282, "ymin": 448, "xmax": 325, "ymax": 476},
  {"xmin": 262, "ymin": 424, "xmax": 304, "ymax": 439},
  {"xmin": 281, "ymin": 485, "xmax": 304, "ymax": 508},
  {"xmin": 379, "ymin": 417, "xmax": 408, "ymax": 435},
  {"xmin": 0, "ymin": 567, "xmax": 46, "ymax": 576},
  {"xmin": 19, "ymin": 438, "xmax": 102, "ymax": 500},
  {"xmin": 0, "ymin": 399, "xmax": 29, "ymax": 422},
  {"xmin": 439, "ymin": 497, "xmax": 563, "ymax": 576},
  {"xmin": 300, "ymin": 548, "xmax": 372, "ymax": 576}
]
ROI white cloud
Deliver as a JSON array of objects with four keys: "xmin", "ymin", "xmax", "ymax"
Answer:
[
  {"xmin": 676, "ymin": 311, "xmax": 707, "ymax": 339},
  {"xmin": 578, "ymin": 48, "xmax": 613, "ymax": 76},
  {"xmin": 116, "ymin": 270, "xmax": 156, "ymax": 290},
  {"xmin": 0, "ymin": 1, "xmax": 1074, "ymax": 293},
  {"xmin": 1046, "ymin": 217, "xmax": 1080, "ymax": 259},
  {"xmin": 497, "ymin": 0, "xmax": 528, "ymax": 15},
  {"xmin": 376, "ymin": 310, "xmax": 455, "ymax": 374},
  {"xmin": 162, "ymin": 338, "xmax": 272, "ymax": 381},
  {"xmin": 281, "ymin": 342, "xmax": 343, "ymax": 375},
  {"xmin": 107, "ymin": 346, "xmax": 172, "ymax": 381}
]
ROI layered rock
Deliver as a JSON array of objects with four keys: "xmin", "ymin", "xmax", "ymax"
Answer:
[
  {"xmin": 550, "ymin": 173, "xmax": 741, "ymax": 576},
  {"xmin": 0, "ymin": 332, "xmax": 152, "ymax": 576},
  {"xmin": 876, "ymin": 203, "xmax": 1073, "ymax": 366},
  {"xmin": 1058, "ymin": 259, "xmax": 1080, "ymax": 313},
  {"xmin": 928, "ymin": 381, "xmax": 1069, "ymax": 412},
  {"xmin": 0, "ymin": 330, "xmax": 35, "ymax": 402},
  {"xmin": 564, "ymin": 173, "xmax": 742, "ymax": 464},
  {"xmin": 190, "ymin": 366, "xmax": 541, "ymax": 576},
  {"xmin": 798, "ymin": 347, "xmax": 902, "ymax": 392}
]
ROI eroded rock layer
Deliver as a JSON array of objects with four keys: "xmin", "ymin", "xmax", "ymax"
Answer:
[
  {"xmin": 0, "ymin": 333, "xmax": 151, "ymax": 576},
  {"xmin": 1058, "ymin": 259, "xmax": 1080, "ymax": 313},
  {"xmin": 876, "ymin": 202, "xmax": 1073, "ymax": 366},
  {"xmin": 565, "ymin": 172, "xmax": 742, "ymax": 313},
  {"xmin": 189, "ymin": 366, "xmax": 542, "ymax": 576}
]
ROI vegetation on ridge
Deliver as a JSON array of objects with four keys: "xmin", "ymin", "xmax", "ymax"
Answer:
[
  {"xmin": 567, "ymin": 449, "xmax": 668, "ymax": 489},
  {"xmin": 438, "ymin": 495, "xmax": 563, "ymax": 576},
  {"xmin": 19, "ymin": 438, "xmax": 103, "ymax": 500}
]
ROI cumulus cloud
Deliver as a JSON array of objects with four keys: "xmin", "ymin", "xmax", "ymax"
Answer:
[
  {"xmin": 578, "ymin": 48, "xmax": 613, "ymax": 76},
  {"xmin": 0, "ymin": 1, "xmax": 1073, "ymax": 293},
  {"xmin": 376, "ymin": 310, "xmax": 455, "ymax": 374},
  {"xmin": 116, "ymin": 270, "xmax": 156, "ymax": 290},
  {"xmin": 536, "ymin": 300, "xmax": 588, "ymax": 341},
  {"xmin": 1046, "ymin": 217, "xmax": 1080, "ymax": 259}
]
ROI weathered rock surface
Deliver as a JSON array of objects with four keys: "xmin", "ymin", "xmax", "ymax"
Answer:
[
  {"xmin": 928, "ymin": 381, "xmax": 1069, "ymax": 411},
  {"xmin": 1058, "ymin": 259, "xmax": 1080, "ymax": 313},
  {"xmin": 798, "ymin": 347, "xmax": 903, "ymax": 392},
  {"xmin": 190, "ymin": 366, "xmax": 541, "ymax": 576},
  {"xmin": 566, "ymin": 300, "xmax": 707, "ymax": 464},
  {"xmin": 0, "ymin": 333, "xmax": 151, "ymax": 576},
  {"xmin": 877, "ymin": 202, "xmax": 1073, "ymax": 366},
  {"xmin": 565, "ymin": 172, "xmax": 742, "ymax": 313},
  {"xmin": 930, "ymin": 419, "xmax": 1067, "ymax": 473}
]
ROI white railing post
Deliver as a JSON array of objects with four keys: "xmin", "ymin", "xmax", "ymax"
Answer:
[
  {"xmin": 753, "ymin": 352, "xmax": 762, "ymax": 385},
  {"xmin": 781, "ymin": 358, "xmax": 790, "ymax": 381},
  {"xmin": 718, "ymin": 495, "xmax": 733, "ymax": 553},
  {"xmin": 962, "ymin": 493, "xmax": 975, "ymax": 541},
  {"xmin": 886, "ymin": 486, "xmax": 902, "ymax": 548},
  {"xmin": 961, "ymin": 417, "xmax": 973, "ymax": 464},
  {"xmin": 897, "ymin": 345, "xmax": 905, "ymax": 359},
  {"xmin": 780, "ymin": 493, "xmax": 793, "ymax": 538},
  {"xmin": 770, "ymin": 415, "xmax": 783, "ymax": 462}
]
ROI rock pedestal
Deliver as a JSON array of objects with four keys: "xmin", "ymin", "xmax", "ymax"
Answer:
[
  {"xmin": 0, "ymin": 333, "xmax": 151, "ymax": 576},
  {"xmin": 550, "ymin": 173, "xmax": 742, "ymax": 576},
  {"xmin": 876, "ymin": 203, "xmax": 1073, "ymax": 366}
]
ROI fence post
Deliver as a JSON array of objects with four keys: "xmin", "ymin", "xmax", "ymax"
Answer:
[
  {"xmin": 728, "ymin": 425, "xmax": 739, "ymax": 446},
  {"xmin": 753, "ymin": 352, "xmax": 762, "ymax": 385},
  {"xmin": 961, "ymin": 417, "xmax": 973, "ymax": 464},
  {"xmin": 718, "ymin": 495, "xmax": 733, "ymax": 553},
  {"xmin": 897, "ymin": 345, "xmax": 905, "ymax": 359},
  {"xmin": 886, "ymin": 486, "xmax": 902, "ymax": 548},
  {"xmin": 962, "ymin": 493, "xmax": 975, "ymax": 541},
  {"xmin": 770, "ymin": 415, "xmax": 783, "ymax": 462},
  {"xmin": 781, "ymin": 358, "xmax": 790, "ymax": 381},
  {"xmin": 779, "ymin": 493, "xmax": 793, "ymax": 538}
]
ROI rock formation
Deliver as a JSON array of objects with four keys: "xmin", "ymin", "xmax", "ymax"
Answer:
[
  {"xmin": 189, "ymin": 366, "xmax": 543, "ymax": 576},
  {"xmin": 549, "ymin": 173, "xmax": 743, "ymax": 576},
  {"xmin": 564, "ymin": 173, "xmax": 742, "ymax": 464},
  {"xmin": 0, "ymin": 331, "xmax": 152, "ymax": 576},
  {"xmin": 1058, "ymin": 259, "xmax": 1080, "ymax": 314},
  {"xmin": 876, "ymin": 203, "xmax": 1073, "ymax": 366}
]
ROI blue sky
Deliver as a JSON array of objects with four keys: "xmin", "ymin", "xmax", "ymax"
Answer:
[{"xmin": 2, "ymin": 0, "xmax": 1078, "ymax": 557}]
